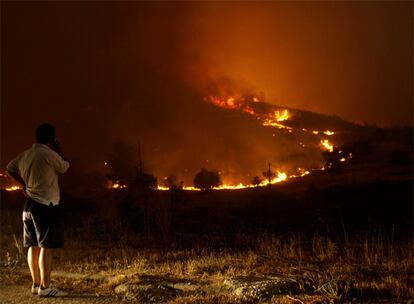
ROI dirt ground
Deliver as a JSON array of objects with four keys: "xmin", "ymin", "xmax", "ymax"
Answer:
[
  {"xmin": 0, "ymin": 285, "xmax": 119, "ymax": 304},
  {"xmin": 0, "ymin": 267, "xmax": 122, "ymax": 304}
]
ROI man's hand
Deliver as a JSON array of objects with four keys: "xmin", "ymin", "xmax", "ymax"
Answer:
[
  {"xmin": 51, "ymin": 140, "xmax": 69, "ymax": 162},
  {"xmin": 51, "ymin": 139, "xmax": 62, "ymax": 154}
]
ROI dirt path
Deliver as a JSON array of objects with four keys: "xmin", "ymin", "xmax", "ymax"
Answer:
[
  {"xmin": 0, "ymin": 284, "xmax": 119, "ymax": 304},
  {"xmin": 0, "ymin": 267, "xmax": 122, "ymax": 304}
]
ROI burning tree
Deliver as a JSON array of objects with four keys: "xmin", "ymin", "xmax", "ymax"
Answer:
[{"xmin": 193, "ymin": 168, "xmax": 222, "ymax": 190}]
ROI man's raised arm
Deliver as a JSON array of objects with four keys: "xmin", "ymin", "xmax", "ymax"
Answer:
[{"xmin": 50, "ymin": 140, "xmax": 70, "ymax": 174}]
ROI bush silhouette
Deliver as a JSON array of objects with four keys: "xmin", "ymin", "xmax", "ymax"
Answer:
[
  {"xmin": 163, "ymin": 174, "xmax": 178, "ymax": 189},
  {"xmin": 135, "ymin": 172, "xmax": 157, "ymax": 190},
  {"xmin": 252, "ymin": 176, "xmax": 262, "ymax": 185},
  {"xmin": 193, "ymin": 168, "xmax": 222, "ymax": 190}
]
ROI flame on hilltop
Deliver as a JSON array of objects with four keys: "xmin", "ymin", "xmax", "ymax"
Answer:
[
  {"xmin": 263, "ymin": 110, "xmax": 292, "ymax": 130},
  {"xmin": 104, "ymin": 94, "xmax": 351, "ymax": 192},
  {"xmin": 313, "ymin": 130, "xmax": 335, "ymax": 136},
  {"xmin": 206, "ymin": 95, "xmax": 294, "ymax": 130},
  {"xmin": 205, "ymin": 96, "xmax": 340, "ymax": 148},
  {"xmin": 320, "ymin": 139, "xmax": 334, "ymax": 152},
  {"xmin": 208, "ymin": 96, "xmax": 241, "ymax": 111},
  {"xmin": 274, "ymin": 109, "xmax": 290, "ymax": 122}
]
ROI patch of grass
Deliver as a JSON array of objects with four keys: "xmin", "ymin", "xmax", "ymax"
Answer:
[
  {"xmin": 60, "ymin": 235, "xmax": 409, "ymax": 301},
  {"xmin": 0, "ymin": 267, "xmax": 30, "ymax": 285},
  {"xmin": 1, "ymin": 226, "xmax": 412, "ymax": 301}
]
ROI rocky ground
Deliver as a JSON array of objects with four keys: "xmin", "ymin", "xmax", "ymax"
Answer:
[{"xmin": 0, "ymin": 267, "xmax": 322, "ymax": 304}]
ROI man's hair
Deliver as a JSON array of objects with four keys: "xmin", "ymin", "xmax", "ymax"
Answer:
[{"xmin": 36, "ymin": 123, "xmax": 55, "ymax": 144}]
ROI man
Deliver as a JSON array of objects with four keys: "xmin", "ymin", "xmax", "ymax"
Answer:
[{"xmin": 6, "ymin": 123, "xmax": 70, "ymax": 297}]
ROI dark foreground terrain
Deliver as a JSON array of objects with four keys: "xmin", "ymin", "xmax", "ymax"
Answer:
[
  {"xmin": 1, "ymin": 163, "xmax": 413, "ymax": 303},
  {"xmin": 1, "ymin": 126, "xmax": 413, "ymax": 303}
]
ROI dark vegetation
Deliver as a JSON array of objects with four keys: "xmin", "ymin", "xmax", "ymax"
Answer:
[
  {"xmin": 1, "ymin": 125, "xmax": 411, "ymax": 246},
  {"xmin": 2, "ymin": 177, "xmax": 412, "ymax": 246},
  {"xmin": 0, "ymin": 124, "xmax": 412, "ymax": 302},
  {"xmin": 193, "ymin": 168, "xmax": 222, "ymax": 190}
]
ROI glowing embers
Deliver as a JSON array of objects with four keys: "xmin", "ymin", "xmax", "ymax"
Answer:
[
  {"xmin": 111, "ymin": 181, "xmax": 127, "ymax": 189},
  {"xmin": 312, "ymin": 130, "xmax": 335, "ymax": 136},
  {"xmin": 320, "ymin": 139, "xmax": 334, "ymax": 152}
]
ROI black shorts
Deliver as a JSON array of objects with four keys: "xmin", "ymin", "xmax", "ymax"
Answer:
[{"xmin": 23, "ymin": 198, "xmax": 64, "ymax": 248}]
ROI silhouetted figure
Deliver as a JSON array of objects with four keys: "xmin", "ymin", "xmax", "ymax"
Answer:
[{"xmin": 6, "ymin": 123, "xmax": 70, "ymax": 297}]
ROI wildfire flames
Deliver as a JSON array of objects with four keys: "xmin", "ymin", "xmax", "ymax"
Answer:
[
  {"xmin": 320, "ymin": 139, "xmax": 334, "ymax": 152},
  {"xmin": 5, "ymin": 185, "xmax": 22, "ymax": 192},
  {"xmin": 110, "ymin": 181, "xmax": 127, "ymax": 189},
  {"xmin": 0, "ymin": 172, "xmax": 22, "ymax": 192},
  {"xmin": 205, "ymin": 95, "xmax": 338, "ymax": 151},
  {"xmin": 205, "ymin": 96, "xmax": 338, "ymax": 139},
  {"xmin": 1, "ymin": 94, "xmax": 350, "ymax": 193},
  {"xmin": 106, "ymin": 94, "xmax": 351, "ymax": 192},
  {"xmin": 157, "ymin": 170, "xmax": 310, "ymax": 191}
]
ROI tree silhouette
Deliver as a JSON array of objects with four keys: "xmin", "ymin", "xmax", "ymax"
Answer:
[
  {"xmin": 193, "ymin": 168, "xmax": 222, "ymax": 190},
  {"xmin": 135, "ymin": 172, "xmax": 157, "ymax": 190},
  {"xmin": 107, "ymin": 140, "xmax": 158, "ymax": 190},
  {"xmin": 107, "ymin": 140, "xmax": 137, "ymax": 186},
  {"xmin": 163, "ymin": 174, "xmax": 178, "ymax": 189},
  {"xmin": 252, "ymin": 175, "xmax": 262, "ymax": 186}
]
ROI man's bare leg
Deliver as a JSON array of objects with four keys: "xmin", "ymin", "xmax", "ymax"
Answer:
[
  {"xmin": 27, "ymin": 246, "xmax": 41, "ymax": 286},
  {"xmin": 39, "ymin": 248, "xmax": 53, "ymax": 288}
]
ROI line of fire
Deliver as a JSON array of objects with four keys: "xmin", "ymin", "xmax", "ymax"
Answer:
[{"xmin": 1, "ymin": 94, "xmax": 352, "ymax": 193}]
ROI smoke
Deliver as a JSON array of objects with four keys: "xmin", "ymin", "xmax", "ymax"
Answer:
[{"xmin": 2, "ymin": 2, "xmax": 412, "ymax": 185}]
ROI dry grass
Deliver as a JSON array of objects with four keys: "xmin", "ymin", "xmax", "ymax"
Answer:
[
  {"xmin": 1, "ymin": 231, "xmax": 412, "ymax": 303},
  {"xmin": 1, "ymin": 190, "xmax": 413, "ymax": 303}
]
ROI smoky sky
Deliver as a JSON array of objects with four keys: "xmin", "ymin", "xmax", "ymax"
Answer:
[{"xmin": 1, "ymin": 2, "xmax": 412, "ymax": 179}]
